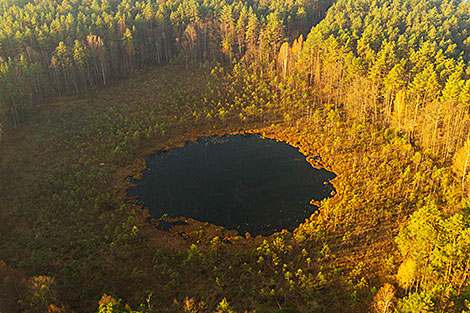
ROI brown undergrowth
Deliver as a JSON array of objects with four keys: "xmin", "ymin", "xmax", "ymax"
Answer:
[{"xmin": 0, "ymin": 63, "xmax": 455, "ymax": 313}]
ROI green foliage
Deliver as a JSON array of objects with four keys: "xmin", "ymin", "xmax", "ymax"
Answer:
[
  {"xmin": 396, "ymin": 291, "xmax": 434, "ymax": 313},
  {"xmin": 396, "ymin": 201, "xmax": 470, "ymax": 308},
  {"xmin": 299, "ymin": 0, "xmax": 470, "ymax": 156},
  {"xmin": 97, "ymin": 294, "xmax": 151, "ymax": 313},
  {"xmin": 0, "ymin": 0, "xmax": 332, "ymax": 132},
  {"xmin": 2, "ymin": 0, "xmax": 470, "ymax": 312},
  {"xmin": 183, "ymin": 244, "xmax": 202, "ymax": 266},
  {"xmin": 215, "ymin": 298, "xmax": 235, "ymax": 313}
]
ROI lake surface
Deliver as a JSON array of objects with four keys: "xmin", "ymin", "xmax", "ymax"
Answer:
[{"xmin": 128, "ymin": 134, "xmax": 336, "ymax": 236}]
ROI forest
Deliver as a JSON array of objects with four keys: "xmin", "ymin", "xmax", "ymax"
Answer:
[{"xmin": 1, "ymin": 0, "xmax": 470, "ymax": 312}]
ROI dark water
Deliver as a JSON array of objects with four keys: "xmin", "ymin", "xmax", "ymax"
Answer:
[{"xmin": 128, "ymin": 134, "xmax": 336, "ymax": 236}]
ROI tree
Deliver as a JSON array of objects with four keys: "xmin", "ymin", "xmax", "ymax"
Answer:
[
  {"xmin": 408, "ymin": 65, "xmax": 441, "ymax": 137},
  {"xmin": 245, "ymin": 9, "xmax": 259, "ymax": 60},
  {"xmin": 397, "ymin": 259, "xmax": 417, "ymax": 293},
  {"xmin": 453, "ymin": 137, "xmax": 470, "ymax": 191},
  {"xmin": 277, "ymin": 42, "xmax": 289, "ymax": 79},
  {"xmin": 396, "ymin": 292, "xmax": 434, "ymax": 313},
  {"xmin": 220, "ymin": 5, "xmax": 234, "ymax": 60},
  {"xmin": 52, "ymin": 41, "xmax": 74, "ymax": 93},
  {"xmin": 372, "ymin": 283, "xmax": 396, "ymax": 313},
  {"xmin": 215, "ymin": 298, "xmax": 235, "ymax": 313},
  {"xmin": 86, "ymin": 34, "xmax": 107, "ymax": 85},
  {"xmin": 235, "ymin": 6, "xmax": 248, "ymax": 55},
  {"xmin": 261, "ymin": 12, "xmax": 283, "ymax": 64},
  {"xmin": 383, "ymin": 62, "xmax": 407, "ymax": 125},
  {"xmin": 395, "ymin": 203, "xmax": 440, "ymax": 291},
  {"xmin": 73, "ymin": 39, "xmax": 88, "ymax": 88},
  {"xmin": 123, "ymin": 28, "xmax": 135, "ymax": 74}
]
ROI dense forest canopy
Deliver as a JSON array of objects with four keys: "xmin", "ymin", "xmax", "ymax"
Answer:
[
  {"xmin": 304, "ymin": 0, "xmax": 470, "ymax": 156},
  {"xmin": 2, "ymin": 0, "xmax": 470, "ymax": 312},
  {"xmin": 0, "ymin": 0, "xmax": 331, "ymax": 130}
]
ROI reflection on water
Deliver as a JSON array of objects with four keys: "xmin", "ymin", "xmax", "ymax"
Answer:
[{"xmin": 128, "ymin": 134, "xmax": 336, "ymax": 236}]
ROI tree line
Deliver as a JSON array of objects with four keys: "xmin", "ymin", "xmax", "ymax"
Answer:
[
  {"xmin": 3, "ymin": 0, "xmax": 470, "ymax": 311},
  {"xmin": 231, "ymin": 0, "xmax": 470, "ymax": 194},
  {"xmin": 213, "ymin": 0, "xmax": 470, "ymax": 310},
  {"xmin": 0, "ymin": 0, "xmax": 333, "ymax": 133},
  {"xmin": 268, "ymin": 0, "xmax": 470, "ymax": 311},
  {"xmin": 269, "ymin": 0, "xmax": 470, "ymax": 174}
]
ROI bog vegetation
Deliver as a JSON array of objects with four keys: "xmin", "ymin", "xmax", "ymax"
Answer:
[{"xmin": 1, "ymin": 0, "xmax": 470, "ymax": 312}]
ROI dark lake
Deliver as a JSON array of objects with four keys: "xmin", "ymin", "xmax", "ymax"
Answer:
[{"xmin": 128, "ymin": 134, "xmax": 336, "ymax": 236}]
